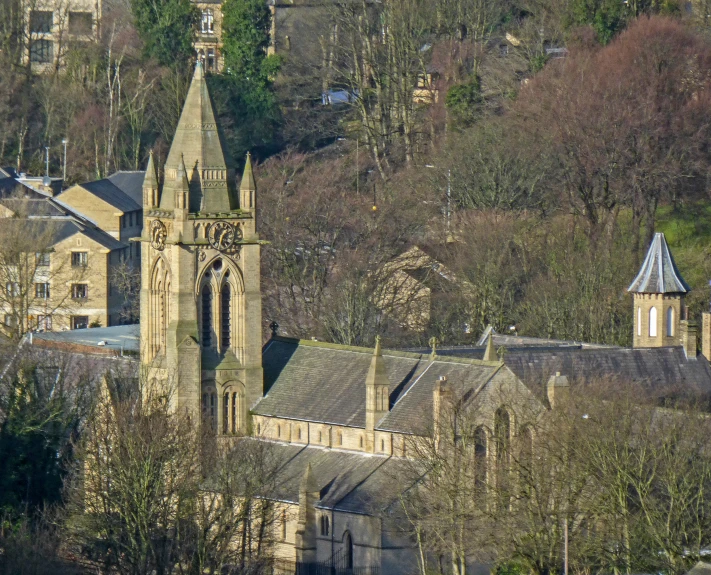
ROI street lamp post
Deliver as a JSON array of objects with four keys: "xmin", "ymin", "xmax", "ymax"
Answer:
[
  {"xmin": 44, "ymin": 146, "xmax": 50, "ymax": 177},
  {"xmin": 61, "ymin": 138, "xmax": 68, "ymax": 183}
]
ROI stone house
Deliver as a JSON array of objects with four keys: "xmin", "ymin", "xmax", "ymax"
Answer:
[{"xmin": 0, "ymin": 169, "xmax": 143, "ymax": 333}]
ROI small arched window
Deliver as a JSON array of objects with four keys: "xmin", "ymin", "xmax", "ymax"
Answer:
[
  {"xmin": 297, "ymin": 427, "xmax": 302, "ymax": 440},
  {"xmin": 320, "ymin": 515, "xmax": 330, "ymax": 536},
  {"xmin": 338, "ymin": 432, "xmax": 343, "ymax": 445},
  {"xmin": 359, "ymin": 436, "xmax": 364, "ymax": 448},
  {"xmin": 637, "ymin": 306, "xmax": 642, "ymax": 336},
  {"xmin": 277, "ymin": 424, "xmax": 281, "ymax": 438},
  {"xmin": 380, "ymin": 439, "xmax": 385, "ymax": 451},
  {"xmin": 649, "ymin": 306, "xmax": 658, "ymax": 337},
  {"xmin": 318, "ymin": 431, "xmax": 322, "ymax": 442},
  {"xmin": 667, "ymin": 306, "xmax": 674, "ymax": 337}
]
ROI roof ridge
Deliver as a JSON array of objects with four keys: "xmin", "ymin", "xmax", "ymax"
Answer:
[{"xmin": 270, "ymin": 336, "xmax": 425, "ymax": 359}]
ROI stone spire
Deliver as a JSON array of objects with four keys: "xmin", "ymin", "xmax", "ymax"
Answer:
[
  {"xmin": 142, "ymin": 150, "xmax": 159, "ymax": 206},
  {"xmin": 365, "ymin": 336, "xmax": 390, "ymax": 452},
  {"xmin": 483, "ymin": 334, "xmax": 498, "ymax": 362},
  {"xmin": 160, "ymin": 61, "xmax": 235, "ymax": 213},
  {"xmin": 239, "ymin": 153, "xmax": 256, "ymax": 211},
  {"xmin": 175, "ymin": 154, "xmax": 190, "ymax": 211},
  {"xmin": 628, "ymin": 232, "xmax": 690, "ymax": 294}
]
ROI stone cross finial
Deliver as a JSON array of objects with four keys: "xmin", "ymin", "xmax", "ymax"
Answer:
[
  {"xmin": 429, "ymin": 336, "xmax": 438, "ymax": 359},
  {"xmin": 269, "ymin": 321, "xmax": 279, "ymax": 337}
]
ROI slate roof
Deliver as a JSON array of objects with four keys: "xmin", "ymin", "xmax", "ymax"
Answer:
[
  {"xmin": 31, "ymin": 324, "xmax": 139, "ymax": 354},
  {"xmin": 107, "ymin": 171, "xmax": 145, "ymax": 206},
  {"xmin": 416, "ymin": 344, "xmax": 711, "ymax": 400},
  {"xmin": 628, "ymin": 232, "xmax": 691, "ymax": 294},
  {"xmin": 0, "ymin": 197, "xmax": 67, "ymax": 217},
  {"xmin": 74, "ymin": 178, "xmax": 142, "ymax": 213},
  {"xmin": 503, "ymin": 346, "xmax": 711, "ymax": 396},
  {"xmin": 1, "ymin": 216, "xmax": 126, "ymax": 251},
  {"xmin": 256, "ymin": 337, "xmax": 503, "ymax": 434},
  {"xmin": 240, "ymin": 441, "xmax": 417, "ymax": 516}
]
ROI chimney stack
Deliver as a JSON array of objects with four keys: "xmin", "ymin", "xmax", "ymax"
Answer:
[{"xmin": 702, "ymin": 312, "xmax": 711, "ymax": 361}]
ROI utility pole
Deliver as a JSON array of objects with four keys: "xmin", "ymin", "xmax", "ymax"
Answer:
[
  {"xmin": 564, "ymin": 516, "xmax": 569, "ymax": 575},
  {"xmin": 446, "ymin": 168, "xmax": 451, "ymax": 239},
  {"xmin": 61, "ymin": 138, "xmax": 68, "ymax": 183}
]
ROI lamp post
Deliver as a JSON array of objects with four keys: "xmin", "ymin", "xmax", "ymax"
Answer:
[
  {"xmin": 44, "ymin": 146, "xmax": 50, "ymax": 177},
  {"xmin": 61, "ymin": 138, "xmax": 68, "ymax": 183}
]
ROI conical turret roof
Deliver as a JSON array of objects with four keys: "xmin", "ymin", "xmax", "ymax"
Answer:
[
  {"xmin": 143, "ymin": 150, "xmax": 158, "ymax": 190},
  {"xmin": 160, "ymin": 62, "xmax": 235, "ymax": 213},
  {"xmin": 628, "ymin": 232, "xmax": 691, "ymax": 294},
  {"xmin": 300, "ymin": 462, "xmax": 320, "ymax": 494},
  {"xmin": 366, "ymin": 336, "xmax": 390, "ymax": 389},
  {"xmin": 240, "ymin": 153, "xmax": 256, "ymax": 192}
]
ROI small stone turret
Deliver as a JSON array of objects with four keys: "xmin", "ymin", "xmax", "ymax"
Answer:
[
  {"xmin": 240, "ymin": 153, "xmax": 256, "ymax": 212},
  {"xmin": 432, "ymin": 375, "xmax": 452, "ymax": 448},
  {"xmin": 365, "ymin": 336, "xmax": 390, "ymax": 453},
  {"xmin": 295, "ymin": 463, "xmax": 319, "ymax": 564},
  {"xmin": 142, "ymin": 150, "xmax": 159, "ymax": 208},
  {"xmin": 628, "ymin": 233, "xmax": 691, "ymax": 348}
]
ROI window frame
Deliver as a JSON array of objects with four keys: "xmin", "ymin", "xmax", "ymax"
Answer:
[
  {"xmin": 71, "ymin": 283, "xmax": 88, "ymax": 299},
  {"xmin": 71, "ymin": 251, "xmax": 88, "ymax": 267}
]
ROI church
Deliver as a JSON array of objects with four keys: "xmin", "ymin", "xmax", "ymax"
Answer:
[{"xmin": 25, "ymin": 61, "xmax": 711, "ymax": 574}]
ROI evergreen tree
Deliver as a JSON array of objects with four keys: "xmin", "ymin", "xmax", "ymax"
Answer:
[
  {"xmin": 130, "ymin": 0, "xmax": 199, "ymax": 66},
  {"xmin": 216, "ymin": 0, "xmax": 282, "ymax": 160}
]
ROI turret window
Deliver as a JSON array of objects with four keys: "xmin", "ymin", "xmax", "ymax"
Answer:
[
  {"xmin": 667, "ymin": 307, "xmax": 674, "ymax": 337},
  {"xmin": 649, "ymin": 306, "xmax": 658, "ymax": 337},
  {"xmin": 637, "ymin": 307, "xmax": 642, "ymax": 336}
]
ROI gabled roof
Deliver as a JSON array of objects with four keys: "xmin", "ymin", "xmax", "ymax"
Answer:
[
  {"xmin": 240, "ymin": 441, "xmax": 414, "ymax": 516},
  {"xmin": 1, "ymin": 218, "xmax": 126, "ymax": 251},
  {"xmin": 69, "ymin": 178, "xmax": 142, "ymax": 213},
  {"xmin": 255, "ymin": 337, "xmax": 503, "ymax": 434},
  {"xmin": 421, "ymin": 344, "xmax": 711, "ymax": 401},
  {"xmin": 107, "ymin": 171, "xmax": 145, "ymax": 206},
  {"xmin": 628, "ymin": 232, "xmax": 690, "ymax": 294}
]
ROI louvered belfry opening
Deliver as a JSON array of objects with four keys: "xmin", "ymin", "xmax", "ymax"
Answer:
[
  {"xmin": 202, "ymin": 285, "xmax": 212, "ymax": 347},
  {"xmin": 221, "ymin": 283, "xmax": 231, "ymax": 349}
]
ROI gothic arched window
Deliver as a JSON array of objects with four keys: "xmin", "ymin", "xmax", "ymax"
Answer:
[
  {"xmin": 637, "ymin": 306, "xmax": 642, "ymax": 336},
  {"xmin": 667, "ymin": 306, "xmax": 674, "ymax": 337},
  {"xmin": 343, "ymin": 531, "xmax": 354, "ymax": 568},
  {"xmin": 221, "ymin": 283, "xmax": 231, "ymax": 349},
  {"xmin": 494, "ymin": 407, "xmax": 511, "ymax": 465},
  {"xmin": 202, "ymin": 285, "xmax": 212, "ymax": 346}
]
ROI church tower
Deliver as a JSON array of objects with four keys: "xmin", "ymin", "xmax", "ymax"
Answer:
[
  {"xmin": 139, "ymin": 62, "xmax": 263, "ymax": 434},
  {"xmin": 628, "ymin": 232, "xmax": 691, "ymax": 348}
]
